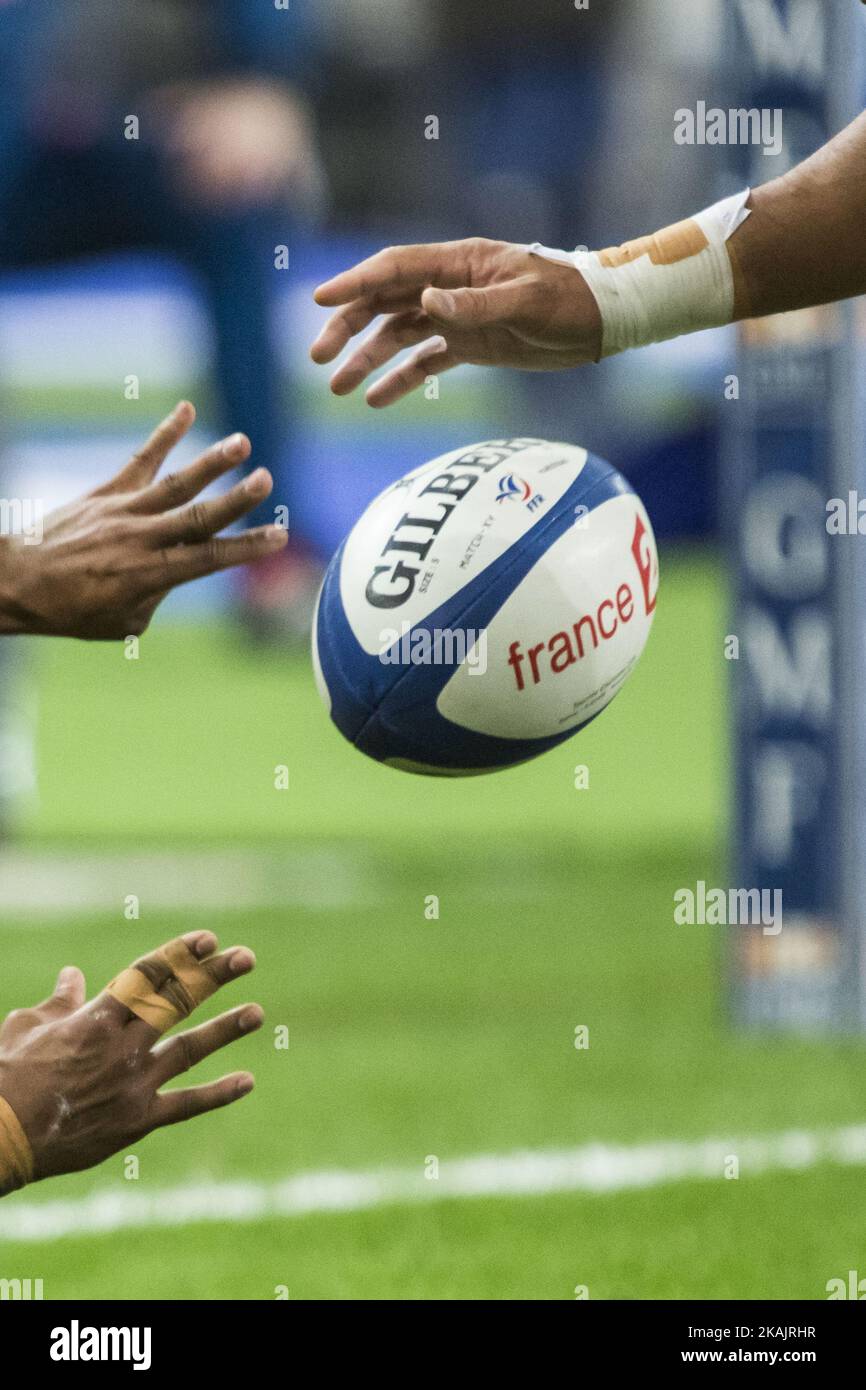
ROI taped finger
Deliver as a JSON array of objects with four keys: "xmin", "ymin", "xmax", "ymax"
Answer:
[{"xmin": 104, "ymin": 936, "xmax": 253, "ymax": 1037}]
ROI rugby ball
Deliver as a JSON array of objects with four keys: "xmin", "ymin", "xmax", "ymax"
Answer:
[{"xmin": 313, "ymin": 439, "xmax": 658, "ymax": 775}]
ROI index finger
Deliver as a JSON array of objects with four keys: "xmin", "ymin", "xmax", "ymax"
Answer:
[
  {"xmin": 96, "ymin": 402, "xmax": 197, "ymax": 495},
  {"xmin": 314, "ymin": 242, "xmax": 455, "ymax": 307}
]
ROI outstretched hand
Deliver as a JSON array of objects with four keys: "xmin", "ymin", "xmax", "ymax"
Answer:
[
  {"xmin": 311, "ymin": 237, "xmax": 602, "ymax": 407},
  {"xmin": 0, "ymin": 931, "xmax": 262, "ymax": 1184},
  {"xmin": 0, "ymin": 402, "xmax": 287, "ymax": 640}
]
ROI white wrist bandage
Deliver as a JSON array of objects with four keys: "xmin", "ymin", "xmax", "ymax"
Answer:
[{"xmin": 528, "ymin": 188, "xmax": 751, "ymax": 358}]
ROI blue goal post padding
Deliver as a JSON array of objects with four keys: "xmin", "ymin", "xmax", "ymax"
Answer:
[{"xmin": 723, "ymin": 0, "xmax": 866, "ymax": 1031}]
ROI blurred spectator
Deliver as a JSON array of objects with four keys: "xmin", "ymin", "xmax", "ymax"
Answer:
[{"xmin": 432, "ymin": 0, "xmax": 618, "ymax": 247}]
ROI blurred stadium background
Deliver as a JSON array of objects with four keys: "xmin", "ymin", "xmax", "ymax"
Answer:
[{"xmin": 0, "ymin": 0, "xmax": 865, "ymax": 1300}]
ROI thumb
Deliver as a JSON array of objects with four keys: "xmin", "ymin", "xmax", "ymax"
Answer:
[
  {"xmin": 421, "ymin": 281, "xmax": 521, "ymax": 328},
  {"xmin": 52, "ymin": 966, "xmax": 86, "ymax": 1013}
]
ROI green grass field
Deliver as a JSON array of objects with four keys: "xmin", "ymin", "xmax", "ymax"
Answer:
[{"xmin": 1, "ymin": 548, "xmax": 864, "ymax": 1300}]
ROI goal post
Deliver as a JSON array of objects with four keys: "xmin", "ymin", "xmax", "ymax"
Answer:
[{"xmin": 723, "ymin": 0, "xmax": 866, "ymax": 1031}]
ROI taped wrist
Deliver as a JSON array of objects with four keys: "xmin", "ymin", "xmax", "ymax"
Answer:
[
  {"xmin": 105, "ymin": 937, "xmax": 221, "ymax": 1036},
  {"xmin": 528, "ymin": 188, "xmax": 751, "ymax": 358},
  {"xmin": 0, "ymin": 1094, "xmax": 34, "ymax": 1196}
]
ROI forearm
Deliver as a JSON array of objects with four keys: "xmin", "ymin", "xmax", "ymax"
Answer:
[
  {"xmin": 310, "ymin": 112, "xmax": 866, "ymax": 403},
  {"xmin": 540, "ymin": 112, "xmax": 866, "ymax": 357},
  {"xmin": 734, "ymin": 111, "xmax": 866, "ymax": 319}
]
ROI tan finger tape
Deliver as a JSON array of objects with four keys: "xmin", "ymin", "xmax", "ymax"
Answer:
[
  {"xmin": 105, "ymin": 966, "xmax": 185, "ymax": 1034},
  {"xmin": 0, "ymin": 1094, "xmax": 34, "ymax": 1196},
  {"xmin": 105, "ymin": 938, "xmax": 221, "ymax": 1035},
  {"xmin": 160, "ymin": 938, "xmax": 220, "ymax": 1008}
]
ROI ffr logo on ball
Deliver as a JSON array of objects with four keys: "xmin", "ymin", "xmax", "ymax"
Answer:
[{"xmin": 495, "ymin": 473, "xmax": 545, "ymax": 512}]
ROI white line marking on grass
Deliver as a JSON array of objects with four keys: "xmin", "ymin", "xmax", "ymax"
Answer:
[
  {"xmin": 0, "ymin": 845, "xmax": 556, "ymax": 918},
  {"xmin": 0, "ymin": 847, "xmax": 377, "ymax": 915},
  {"xmin": 2, "ymin": 1125, "xmax": 866, "ymax": 1243}
]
